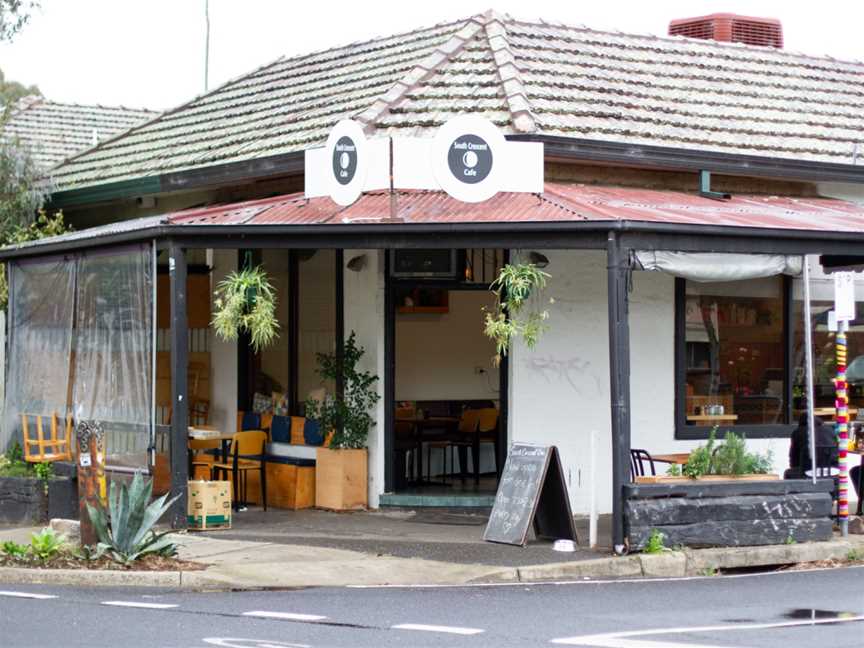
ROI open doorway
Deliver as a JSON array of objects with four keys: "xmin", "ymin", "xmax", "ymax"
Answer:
[{"xmin": 387, "ymin": 249, "xmax": 508, "ymax": 501}]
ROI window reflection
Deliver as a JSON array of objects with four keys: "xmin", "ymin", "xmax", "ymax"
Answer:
[{"xmin": 684, "ymin": 277, "xmax": 785, "ymax": 426}]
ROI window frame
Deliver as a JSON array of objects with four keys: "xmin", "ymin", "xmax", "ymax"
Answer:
[{"xmin": 674, "ymin": 275, "xmax": 795, "ymax": 440}]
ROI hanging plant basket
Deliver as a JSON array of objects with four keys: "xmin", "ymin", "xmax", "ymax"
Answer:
[
  {"xmin": 483, "ymin": 261, "xmax": 552, "ymax": 365},
  {"xmin": 212, "ymin": 265, "xmax": 279, "ymax": 351}
]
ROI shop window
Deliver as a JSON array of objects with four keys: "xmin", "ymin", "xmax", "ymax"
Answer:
[{"xmin": 677, "ymin": 276, "xmax": 790, "ymax": 438}]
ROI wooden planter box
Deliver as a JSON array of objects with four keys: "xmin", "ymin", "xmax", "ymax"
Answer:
[
  {"xmin": 625, "ymin": 479, "xmax": 834, "ymax": 550},
  {"xmin": 635, "ymin": 473, "xmax": 779, "ymax": 484},
  {"xmin": 315, "ymin": 447, "xmax": 367, "ymax": 511},
  {"xmin": 0, "ymin": 476, "xmax": 77, "ymax": 525}
]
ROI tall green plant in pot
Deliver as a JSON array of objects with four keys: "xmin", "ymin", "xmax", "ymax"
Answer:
[{"xmin": 306, "ymin": 332, "xmax": 380, "ymax": 510}]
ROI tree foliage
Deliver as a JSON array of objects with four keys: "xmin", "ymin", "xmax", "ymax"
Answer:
[
  {"xmin": 1, "ymin": 67, "xmax": 40, "ymax": 109},
  {"xmin": 0, "ymin": 0, "xmax": 38, "ymax": 43},
  {"xmin": 305, "ymin": 332, "xmax": 380, "ymax": 449}
]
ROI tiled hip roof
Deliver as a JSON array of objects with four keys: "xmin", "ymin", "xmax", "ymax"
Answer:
[{"xmin": 45, "ymin": 11, "xmax": 864, "ymax": 194}]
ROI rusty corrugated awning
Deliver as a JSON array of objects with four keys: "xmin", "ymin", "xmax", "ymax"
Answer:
[{"xmin": 167, "ymin": 183, "xmax": 864, "ymax": 233}]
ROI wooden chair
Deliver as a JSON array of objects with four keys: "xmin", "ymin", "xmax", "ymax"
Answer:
[
  {"xmin": 476, "ymin": 408, "xmax": 500, "ymax": 480},
  {"xmin": 211, "ymin": 430, "xmax": 268, "ymax": 511},
  {"xmin": 188, "ymin": 437, "xmax": 219, "ymax": 480},
  {"xmin": 432, "ymin": 409, "xmax": 481, "ymax": 482},
  {"xmin": 21, "ymin": 413, "xmax": 73, "ymax": 463},
  {"xmin": 189, "ymin": 397, "xmax": 210, "ymax": 427}
]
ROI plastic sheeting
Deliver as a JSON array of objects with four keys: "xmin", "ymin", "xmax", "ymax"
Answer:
[
  {"xmin": 635, "ymin": 251, "xmax": 803, "ymax": 282},
  {"xmin": 2, "ymin": 245, "xmax": 154, "ymax": 469},
  {"xmin": 2, "ymin": 258, "xmax": 76, "ymax": 453},
  {"xmin": 73, "ymin": 246, "xmax": 153, "ymax": 468}
]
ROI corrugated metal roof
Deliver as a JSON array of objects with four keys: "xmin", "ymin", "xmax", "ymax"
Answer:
[
  {"xmin": 47, "ymin": 11, "xmax": 864, "ymax": 193},
  {"xmin": 9, "ymin": 183, "xmax": 864, "ymax": 255},
  {"xmin": 167, "ymin": 183, "xmax": 864, "ymax": 232}
]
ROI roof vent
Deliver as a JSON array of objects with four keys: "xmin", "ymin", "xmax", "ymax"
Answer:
[{"xmin": 669, "ymin": 13, "xmax": 783, "ymax": 48}]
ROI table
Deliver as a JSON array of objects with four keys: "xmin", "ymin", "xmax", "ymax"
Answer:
[
  {"xmin": 685, "ymin": 414, "xmax": 739, "ymax": 424},
  {"xmin": 651, "ymin": 452, "xmax": 690, "ymax": 465},
  {"xmin": 188, "ymin": 427, "xmax": 233, "ymax": 477},
  {"xmin": 810, "ymin": 407, "xmax": 860, "ymax": 419}
]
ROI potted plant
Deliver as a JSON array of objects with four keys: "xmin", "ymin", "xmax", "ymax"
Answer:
[
  {"xmin": 305, "ymin": 332, "xmax": 380, "ymax": 510},
  {"xmin": 212, "ymin": 265, "xmax": 279, "ymax": 351},
  {"xmin": 483, "ymin": 261, "xmax": 552, "ymax": 366},
  {"xmin": 642, "ymin": 429, "xmax": 776, "ymax": 483}
]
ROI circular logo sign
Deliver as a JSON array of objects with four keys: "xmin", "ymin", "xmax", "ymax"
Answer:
[
  {"xmin": 324, "ymin": 120, "xmax": 368, "ymax": 206},
  {"xmin": 432, "ymin": 116, "xmax": 505, "ymax": 203},
  {"xmin": 332, "ymin": 136, "xmax": 358, "ymax": 186},
  {"xmin": 447, "ymin": 134, "xmax": 493, "ymax": 185}
]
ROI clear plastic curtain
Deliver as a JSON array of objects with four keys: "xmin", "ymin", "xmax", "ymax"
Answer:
[
  {"xmin": 3, "ymin": 257, "xmax": 76, "ymax": 453},
  {"xmin": 72, "ymin": 245, "xmax": 153, "ymax": 469}
]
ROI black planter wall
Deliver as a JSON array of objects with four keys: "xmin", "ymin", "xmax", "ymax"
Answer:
[
  {"xmin": 0, "ymin": 476, "xmax": 78, "ymax": 525},
  {"xmin": 625, "ymin": 479, "xmax": 835, "ymax": 549}
]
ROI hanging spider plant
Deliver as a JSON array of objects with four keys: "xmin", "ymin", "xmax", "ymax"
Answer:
[
  {"xmin": 212, "ymin": 265, "xmax": 279, "ymax": 351},
  {"xmin": 483, "ymin": 262, "xmax": 552, "ymax": 366}
]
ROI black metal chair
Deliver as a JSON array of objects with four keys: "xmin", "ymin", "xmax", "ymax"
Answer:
[{"xmin": 630, "ymin": 449, "xmax": 656, "ymax": 481}]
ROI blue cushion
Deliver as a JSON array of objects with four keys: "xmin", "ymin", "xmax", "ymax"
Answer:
[
  {"xmin": 303, "ymin": 419, "xmax": 324, "ymax": 446},
  {"xmin": 270, "ymin": 415, "xmax": 291, "ymax": 443},
  {"xmin": 241, "ymin": 412, "xmax": 261, "ymax": 431}
]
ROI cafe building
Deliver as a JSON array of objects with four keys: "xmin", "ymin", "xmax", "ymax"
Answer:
[{"xmin": 4, "ymin": 11, "xmax": 864, "ymax": 549}]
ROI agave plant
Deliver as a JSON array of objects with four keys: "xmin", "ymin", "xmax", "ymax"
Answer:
[{"xmin": 86, "ymin": 472, "xmax": 179, "ymax": 565}]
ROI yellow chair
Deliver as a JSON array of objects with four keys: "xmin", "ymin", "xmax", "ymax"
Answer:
[
  {"xmin": 21, "ymin": 413, "xmax": 73, "ymax": 463},
  {"xmin": 210, "ymin": 430, "xmax": 268, "ymax": 510}
]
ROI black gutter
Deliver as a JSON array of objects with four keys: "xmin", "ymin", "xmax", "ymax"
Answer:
[
  {"xmin": 6, "ymin": 218, "xmax": 864, "ymax": 261},
  {"xmin": 507, "ymin": 134, "xmax": 864, "ymax": 184},
  {"xmin": 50, "ymin": 136, "xmax": 864, "ymax": 210},
  {"xmin": 48, "ymin": 151, "xmax": 306, "ymax": 209}
]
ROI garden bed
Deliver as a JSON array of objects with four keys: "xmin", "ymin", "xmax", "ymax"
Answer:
[
  {"xmin": 635, "ymin": 474, "xmax": 779, "ymax": 484},
  {"xmin": 0, "ymin": 553, "xmax": 205, "ymax": 571}
]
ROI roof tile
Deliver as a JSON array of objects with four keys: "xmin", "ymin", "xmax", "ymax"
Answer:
[{"xmin": 47, "ymin": 12, "xmax": 864, "ymax": 192}]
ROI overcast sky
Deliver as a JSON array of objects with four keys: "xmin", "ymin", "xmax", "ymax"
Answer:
[{"xmin": 1, "ymin": 0, "xmax": 862, "ymax": 112}]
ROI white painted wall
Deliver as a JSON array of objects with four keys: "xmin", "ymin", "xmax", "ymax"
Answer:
[
  {"xmin": 395, "ymin": 291, "xmax": 499, "ymax": 401},
  {"xmin": 343, "ymin": 250, "xmax": 386, "ymax": 508},
  {"xmin": 209, "ymin": 249, "xmax": 238, "ymax": 434},
  {"xmin": 509, "ymin": 250, "xmax": 614, "ymax": 514},
  {"xmin": 298, "ymin": 250, "xmax": 337, "ymax": 399},
  {"xmin": 509, "ymin": 250, "xmax": 818, "ymax": 515}
]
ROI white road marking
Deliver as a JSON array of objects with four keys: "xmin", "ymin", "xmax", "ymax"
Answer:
[
  {"xmin": 553, "ymin": 637, "xmax": 744, "ymax": 648},
  {"xmin": 101, "ymin": 600, "xmax": 178, "ymax": 609},
  {"xmin": 203, "ymin": 639, "xmax": 310, "ymax": 648},
  {"xmin": 392, "ymin": 623, "xmax": 484, "ymax": 635},
  {"xmin": 0, "ymin": 590, "xmax": 57, "ymax": 599},
  {"xmin": 551, "ymin": 614, "xmax": 864, "ymax": 646},
  {"xmin": 242, "ymin": 611, "xmax": 327, "ymax": 622}
]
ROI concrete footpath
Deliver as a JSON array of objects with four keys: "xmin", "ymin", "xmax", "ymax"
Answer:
[{"xmin": 2, "ymin": 509, "xmax": 864, "ymax": 590}]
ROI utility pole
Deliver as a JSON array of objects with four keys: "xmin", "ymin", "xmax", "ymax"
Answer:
[{"xmin": 204, "ymin": 0, "xmax": 210, "ymax": 92}]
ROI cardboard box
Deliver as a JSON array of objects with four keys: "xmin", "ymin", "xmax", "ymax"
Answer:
[{"xmin": 187, "ymin": 480, "xmax": 231, "ymax": 530}]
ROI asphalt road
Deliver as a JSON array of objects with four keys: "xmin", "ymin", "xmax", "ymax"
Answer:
[{"xmin": 2, "ymin": 566, "xmax": 864, "ymax": 647}]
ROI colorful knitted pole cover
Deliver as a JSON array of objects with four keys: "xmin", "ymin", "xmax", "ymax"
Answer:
[{"xmin": 837, "ymin": 327, "xmax": 849, "ymax": 521}]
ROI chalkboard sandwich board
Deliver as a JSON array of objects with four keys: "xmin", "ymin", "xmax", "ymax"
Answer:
[{"xmin": 483, "ymin": 443, "xmax": 578, "ymax": 547}]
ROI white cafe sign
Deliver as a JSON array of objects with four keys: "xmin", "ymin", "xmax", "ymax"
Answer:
[{"xmin": 305, "ymin": 117, "xmax": 543, "ymax": 206}]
